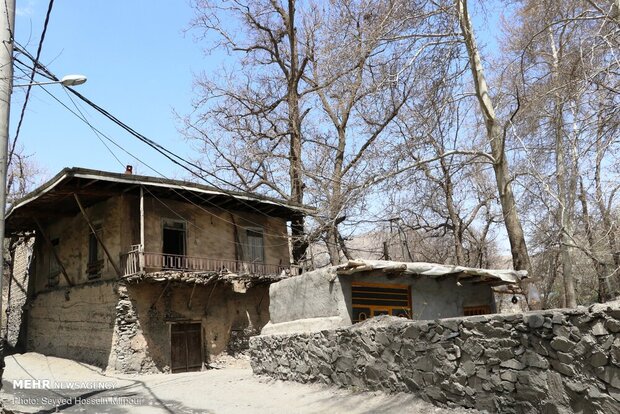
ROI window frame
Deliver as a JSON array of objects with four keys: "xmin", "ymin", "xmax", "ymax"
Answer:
[
  {"xmin": 87, "ymin": 222, "xmax": 104, "ymax": 279},
  {"xmin": 463, "ymin": 305, "xmax": 491, "ymax": 316},
  {"xmin": 351, "ymin": 282, "xmax": 412, "ymax": 323},
  {"xmin": 245, "ymin": 227, "xmax": 265, "ymax": 263}
]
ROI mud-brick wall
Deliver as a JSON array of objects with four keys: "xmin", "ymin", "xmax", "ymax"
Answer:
[
  {"xmin": 251, "ymin": 301, "xmax": 620, "ymax": 414},
  {"xmin": 33, "ymin": 195, "xmax": 129, "ymax": 292},
  {"xmin": 107, "ymin": 282, "xmax": 270, "ymax": 373},
  {"xmin": 143, "ymin": 197, "xmax": 290, "ymax": 266},
  {"xmin": 26, "ymin": 281, "xmax": 118, "ymax": 368}
]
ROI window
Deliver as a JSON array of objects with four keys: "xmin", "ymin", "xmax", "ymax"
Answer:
[
  {"xmin": 163, "ymin": 219, "xmax": 186, "ymax": 269},
  {"xmin": 87, "ymin": 224, "xmax": 104, "ymax": 278},
  {"xmin": 246, "ymin": 228, "xmax": 264, "ymax": 263},
  {"xmin": 48, "ymin": 238, "xmax": 60, "ymax": 287},
  {"xmin": 351, "ymin": 283, "xmax": 412, "ymax": 323},
  {"xmin": 463, "ymin": 305, "xmax": 491, "ymax": 316}
]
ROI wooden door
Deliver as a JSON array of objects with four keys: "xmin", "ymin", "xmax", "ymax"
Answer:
[{"xmin": 171, "ymin": 323, "xmax": 203, "ymax": 373}]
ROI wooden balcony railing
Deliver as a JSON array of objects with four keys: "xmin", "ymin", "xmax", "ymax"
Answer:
[{"xmin": 120, "ymin": 246, "xmax": 297, "ymax": 277}]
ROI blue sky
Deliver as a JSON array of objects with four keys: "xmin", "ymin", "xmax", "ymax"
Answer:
[
  {"xmin": 10, "ymin": 0, "xmax": 505, "ymax": 184},
  {"xmin": 11, "ymin": 0, "xmax": 210, "ymax": 180}
]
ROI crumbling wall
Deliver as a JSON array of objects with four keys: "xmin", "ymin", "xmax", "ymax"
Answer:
[
  {"xmin": 26, "ymin": 281, "xmax": 118, "ymax": 368},
  {"xmin": 33, "ymin": 195, "xmax": 126, "ymax": 292},
  {"xmin": 251, "ymin": 301, "xmax": 620, "ymax": 413},
  {"xmin": 5, "ymin": 238, "xmax": 34, "ymax": 351},
  {"xmin": 107, "ymin": 284, "xmax": 158, "ymax": 373},
  {"xmin": 108, "ymin": 282, "xmax": 270, "ymax": 373}
]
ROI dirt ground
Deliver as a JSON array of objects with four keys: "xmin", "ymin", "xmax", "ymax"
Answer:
[{"xmin": 0, "ymin": 353, "xmax": 479, "ymax": 413}]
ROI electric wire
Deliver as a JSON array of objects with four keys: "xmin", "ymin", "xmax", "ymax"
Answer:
[
  {"xmin": 10, "ymin": 0, "xmax": 54, "ymax": 166},
  {"xmin": 14, "ymin": 43, "xmax": 307, "ymax": 232},
  {"xmin": 12, "ymin": 58, "xmax": 294, "ymax": 246}
]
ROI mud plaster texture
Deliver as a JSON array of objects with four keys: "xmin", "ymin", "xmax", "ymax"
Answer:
[
  {"xmin": 108, "ymin": 282, "xmax": 270, "ymax": 373},
  {"xmin": 31, "ymin": 194, "xmax": 290, "ymax": 292},
  {"xmin": 22, "ymin": 279, "xmax": 269, "ymax": 374},
  {"xmin": 12, "ymin": 191, "xmax": 288, "ymax": 374},
  {"xmin": 251, "ymin": 300, "xmax": 620, "ymax": 413},
  {"xmin": 26, "ymin": 280, "xmax": 119, "ymax": 368}
]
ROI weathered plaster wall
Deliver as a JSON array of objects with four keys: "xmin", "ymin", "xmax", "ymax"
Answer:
[
  {"xmin": 263, "ymin": 268, "xmax": 351, "ymax": 335},
  {"xmin": 251, "ymin": 301, "xmax": 620, "ymax": 413},
  {"xmin": 340, "ymin": 273, "xmax": 496, "ymax": 320},
  {"xmin": 26, "ymin": 281, "xmax": 118, "ymax": 368},
  {"xmin": 143, "ymin": 197, "xmax": 290, "ymax": 266},
  {"xmin": 5, "ymin": 238, "xmax": 34, "ymax": 351},
  {"xmin": 108, "ymin": 282, "xmax": 270, "ymax": 373},
  {"xmin": 33, "ymin": 195, "xmax": 128, "ymax": 292},
  {"xmin": 262, "ymin": 267, "xmax": 495, "ymax": 335}
]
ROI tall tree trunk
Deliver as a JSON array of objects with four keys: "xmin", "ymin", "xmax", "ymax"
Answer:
[
  {"xmin": 547, "ymin": 28, "xmax": 577, "ymax": 307},
  {"xmin": 286, "ymin": 0, "xmax": 308, "ymax": 265},
  {"xmin": 440, "ymin": 157, "xmax": 466, "ymax": 265},
  {"xmin": 579, "ymin": 178, "xmax": 611, "ymax": 302},
  {"xmin": 456, "ymin": 0, "xmax": 532, "ymax": 277}
]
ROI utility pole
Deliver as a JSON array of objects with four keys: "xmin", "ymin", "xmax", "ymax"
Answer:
[{"xmin": 0, "ymin": 0, "xmax": 16, "ymax": 389}]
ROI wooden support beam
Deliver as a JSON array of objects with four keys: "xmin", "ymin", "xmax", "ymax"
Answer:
[
  {"xmin": 187, "ymin": 280, "xmax": 197, "ymax": 309},
  {"xmin": 73, "ymin": 193, "xmax": 123, "ymax": 278},
  {"xmin": 139, "ymin": 186, "xmax": 145, "ymax": 273},
  {"xmin": 151, "ymin": 280, "xmax": 171, "ymax": 310},
  {"xmin": 34, "ymin": 218, "xmax": 73, "ymax": 286}
]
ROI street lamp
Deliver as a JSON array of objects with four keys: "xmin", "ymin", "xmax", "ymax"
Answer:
[{"xmin": 14, "ymin": 74, "xmax": 87, "ymax": 88}]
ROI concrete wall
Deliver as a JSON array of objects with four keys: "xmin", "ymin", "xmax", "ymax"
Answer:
[
  {"xmin": 263, "ymin": 268, "xmax": 352, "ymax": 334},
  {"xmin": 251, "ymin": 301, "xmax": 620, "ymax": 413},
  {"xmin": 262, "ymin": 267, "xmax": 495, "ymax": 335},
  {"xmin": 26, "ymin": 281, "xmax": 118, "ymax": 368},
  {"xmin": 107, "ymin": 282, "xmax": 270, "ymax": 373}
]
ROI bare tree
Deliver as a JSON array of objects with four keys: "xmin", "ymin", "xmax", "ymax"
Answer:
[
  {"xmin": 456, "ymin": 0, "xmax": 533, "ymax": 295},
  {"xmin": 185, "ymin": 0, "xmax": 311, "ymax": 263}
]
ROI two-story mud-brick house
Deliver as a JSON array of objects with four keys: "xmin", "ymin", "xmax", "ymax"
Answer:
[{"xmin": 5, "ymin": 167, "xmax": 306, "ymax": 373}]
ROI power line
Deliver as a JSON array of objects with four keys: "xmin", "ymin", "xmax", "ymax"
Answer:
[
  {"xmin": 14, "ymin": 43, "xmax": 246, "ymax": 192},
  {"xmin": 12, "ymin": 59, "xmax": 293, "ymax": 244},
  {"xmin": 9, "ymin": 0, "xmax": 54, "ymax": 166},
  {"xmin": 14, "ymin": 44, "xmax": 306, "ymax": 230}
]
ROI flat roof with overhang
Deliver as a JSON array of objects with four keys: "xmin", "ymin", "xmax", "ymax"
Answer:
[{"xmin": 6, "ymin": 167, "xmax": 311, "ymax": 234}]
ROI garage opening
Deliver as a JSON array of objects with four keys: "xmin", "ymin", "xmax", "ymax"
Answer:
[
  {"xmin": 351, "ymin": 283, "xmax": 412, "ymax": 323},
  {"xmin": 170, "ymin": 322, "xmax": 203, "ymax": 373}
]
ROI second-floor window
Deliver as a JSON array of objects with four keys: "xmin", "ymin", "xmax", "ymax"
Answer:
[
  {"xmin": 163, "ymin": 219, "xmax": 186, "ymax": 269},
  {"xmin": 246, "ymin": 228, "xmax": 264, "ymax": 263},
  {"xmin": 87, "ymin": 224, "xmax": 104, "ymax": 278}
]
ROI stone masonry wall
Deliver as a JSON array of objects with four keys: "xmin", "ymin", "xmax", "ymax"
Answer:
[
  {"xmin": 5, "ymin": 238, "xmax": 34, "ymax": 351},
  {"xmin": 250, "ymin": 300, "xmax": 620, "ymax": 413}
]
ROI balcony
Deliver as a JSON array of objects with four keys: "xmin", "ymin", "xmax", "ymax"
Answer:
[{"xmin": 120, "ymin": 245, "xmax": 298, "ymax": 278}]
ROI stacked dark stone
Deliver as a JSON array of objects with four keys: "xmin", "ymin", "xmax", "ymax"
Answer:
[{"xmin": 250, "ymin": 301, "xmax": 620, "ymax": 413}]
